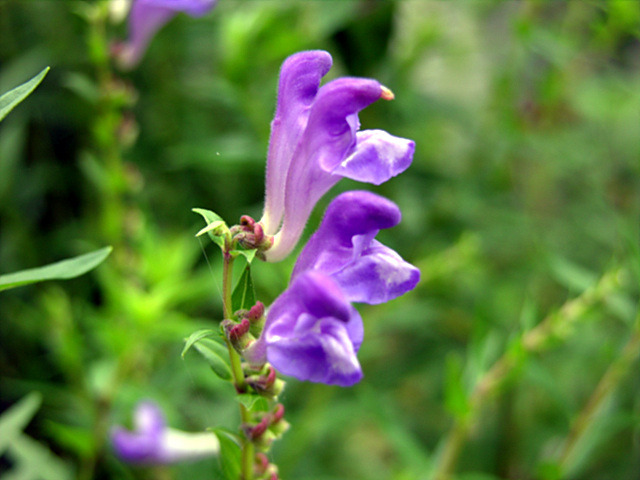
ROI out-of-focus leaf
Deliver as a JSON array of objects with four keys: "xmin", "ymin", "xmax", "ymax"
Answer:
[
  {"xmin": 5, "ymin": 433, "xmax": 73, "ymax": 480},
  {"xmin": 444, "ymin": 353, "xmax": 469, "ymax": 420},
  {"xmin": 548, "ymin": 256, "xmax": 598, "ymax": 293},
  {"xmin": 0, "ymin": 246, "xmax": 112, "ymax": 292},
  {"xmin": 211, "ymin": 427, "xmax": 242, "ymax": 480},
  {"xmin": 193, "ymin": 338, "xmax": 232, "ymax": 381},
  {"xmin": 0, "ymin": 67, "xmax": 49, "ymax": 122},
  {"xmin": 0, "ymin": 392, "xmax": 42, "ymax": 455},
  {"xmin": 231, "ymin": 265, "xmax": 255, "ymax": 312}
]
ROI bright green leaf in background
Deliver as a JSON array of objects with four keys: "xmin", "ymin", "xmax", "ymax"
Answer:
[
  {"xmin": 0, "ymin": 392, "xmax": 41, "ymax": 455},
  {"xmin": 0, "ymin": 246, "xmax": 112, "ymax": 292},
  {"xmin": 0, "ymin": 66, "xmax": 49, "ymax": 122}
]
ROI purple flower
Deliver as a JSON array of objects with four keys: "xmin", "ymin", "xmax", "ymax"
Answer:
[
  {"xmin": 111, "ymin": 401, "xmax": 219, "ymax": 464},
  {"xmin": 260, "ymin": 270, "xmax": 364, "ymax": 387},
  {"xmin": 292, "ymin": 190, "xmax": 420, "ymax": 304},
  {"xmin": 247, "ymin": 191, "xmax": 419, "ymax": 386},
  {"xmin": 259, "ymin": 50, "xmax": 415, "ymax": 262},
  {"xmin": 115, "ymin": 0, "xmax": 217, "ymax": 69}
]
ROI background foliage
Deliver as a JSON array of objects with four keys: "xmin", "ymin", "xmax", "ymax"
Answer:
[{"xmin": 0, "ymin": 1, "xmax": 639, "ymax": 479}]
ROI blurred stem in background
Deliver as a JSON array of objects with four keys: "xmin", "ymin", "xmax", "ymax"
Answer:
[
  {"xmin": 431, "ymin": 268, "xmax": 629, "ymax": 480},
  {"xmin": 76, "ymin": 3, "xmax": 139, "ymax": 478}
]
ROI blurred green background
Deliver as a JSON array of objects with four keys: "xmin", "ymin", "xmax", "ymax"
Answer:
[{"xmin": 1, "ymin": 1, "xmax": 639, "ymax": 479}]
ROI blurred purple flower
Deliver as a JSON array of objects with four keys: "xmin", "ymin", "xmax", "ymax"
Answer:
[
  {"xmin": 248, "ymin": 191, "xmax": 419, "ymax": 386},
  {"xmin": 111, "ymin": 401, "xmax": 219, "ymax": 464},
  {"xmin": 115, "ymin": 0, "xmax": 217, "ymax": 69},
  {"xmin": 259, "ymin": 50, "xmax": 415, "ymax": 262}
]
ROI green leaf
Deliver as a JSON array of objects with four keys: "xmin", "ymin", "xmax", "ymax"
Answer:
[
  {"xmin": 211, "ymin": 428, "xmax": 242, "ymax": 480},
  {"xmin": 230, "ymin": 247, "xmax": 257, "ymax": 264},
  {"xmin": 231, "ymin": 265, "xmax": 256, "ymax": 312},
  {"xmin": 236, "ymin": 393, "xmax": 270, "ymax": 412},
  {"xmin": 0, "ymin": 67, "xmax": 49, "ymax": 123},
  {"xmin": 0, "ymin": 246, "xmax": 112, "ymax": 292},
  {"xmin": 6, "ymin": 434, "xmax": 73, "ymax": 480},
  {"xmin": 181, "ymin": 329, "xmax": 219, "ymax": 358},
  {"xmin": 192, "ymin": 208, "xmax": 228, "ymax": 250},
  {"xmin": 0, "ymin": 392, "xmax": 42, "ymax": 456},
  {"xmin": 192, "ymin": 338, "xmax": 232, "ymax": 381}
]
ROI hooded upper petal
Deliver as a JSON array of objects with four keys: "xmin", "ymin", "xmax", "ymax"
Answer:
[
  {"xmin": 262, "ymin": 271, "xmax": 364, "ymax": 387},
  {"xmin": 261, "ymin": 51, "xmax": 333, "ymax": 235},
  {"xmin": 292, "ymin": 191, "xmax": 420, "ymax": 304}
]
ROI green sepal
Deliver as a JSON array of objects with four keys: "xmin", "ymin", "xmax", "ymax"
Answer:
[
  {"xmin": 191, "ymin": 338, "xmax": 232, "ymax": 381},
  {"xmin": 210, "ymin": 427, "xmax": 242, "ymax": 480},
  {"xmin": 192, "ymin": 208, "xmax": 229, "ymax": 251},
  {"xmin": 181, "ymin": 329, "xmax": 219, "ymax": 358},
  {"xmin": 0, "ymin": 246, "xmax": 112, "ymax": 292},
  {"xmin": 0, "ymin": 67, "xmax": 49, "ymax": 123},
  {"xmin": 236, "ymin": 393, "xmax": 270, "ymax": 412},
  {"xmin": 231, "ymin": 264, "xmax": 256, "ymax": 313}
]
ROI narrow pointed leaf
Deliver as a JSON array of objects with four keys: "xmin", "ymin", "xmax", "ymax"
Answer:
[
  {"xmin": 0, "ymin": 246, "xmax": 112, "ymax": 292},
  {"xmin": 0, "ymin": 67, "xmax": 49, "ymax": 122},
  {"xmin": 211, "ymin": 428, "xmax": 241, "ymax": 480},
  {"xmin": 193, "ymin": 339, "xmax": 232, "ymax": 381},
  {"xmin": 0, "ymin": 392, "xmax": 42, "ymax": 455},
  {"xmin": 181, "ymin": 329, "xmax": 219, "ymax": 358},
  {"xmin": 231, "ymin": 265, "xmax": 256, "ymax": 312},
  {"xmin": 192, "ymin": 208, "xmax": 227, "ymax": 250}
]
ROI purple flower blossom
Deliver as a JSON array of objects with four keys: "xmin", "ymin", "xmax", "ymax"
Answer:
[
  {"xmin": 115, "ymin": 0, "xmax": 217, "ymax": 69},
  {"xmin": 248, "ymin": 191, "xmax": 420, "ymax": 386},
  {"xmin": 111, "ymin": 401, "xmax": 219, "ymax": 464},
  {"xmin": 260, "ymin": 270, "xmax": 364, "ymax": 387},
  {"xmin": 260, "ymin": 50, "xmax": 415, "ymax": 262},
  {"xmin": 292, "ymin": 190, "xmax": 420, "ymax": 304}
]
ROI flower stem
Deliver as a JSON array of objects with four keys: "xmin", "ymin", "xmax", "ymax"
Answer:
[
  {"xmin": 555, "ymin": 310, "xmax": 640, "ymax": 474},
  {"xmin": 430, "ymin": 268, "xmax": 622, "ymax": 480},
  {"xmin": 220, "ymin": 250, "xmax": 254, "ymax": 480}
]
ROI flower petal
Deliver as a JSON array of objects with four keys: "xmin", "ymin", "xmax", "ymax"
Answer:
[
  {"xmin": 263, "ymin": 271, "xmax": 364, "ymax": 386},
  {"xmin": 331, "ymin": 240, "xmax": 421, "ymax": 304},
  {"xmin": 292, "ymin": 191, "xmax": 420, "ymax": 304},
  {"xmin": 332, "ymin": 130, "xmax": 415, "ymax": 185},
  {"xmin": 265, "ymin": 78, "xmax": 385, "ymax": 261},
  {"xmin": 261, "ymin": 51, "xmax": 333, "ymax": 235}
]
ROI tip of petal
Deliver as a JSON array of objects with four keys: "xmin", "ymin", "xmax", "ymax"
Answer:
[{"xmin": 380, "ymin": 85, "xmax": 395, "ymax": 101}]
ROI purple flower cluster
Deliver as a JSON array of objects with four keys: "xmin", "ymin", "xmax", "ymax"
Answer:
[
  {"xmin": 115, "ymin": 0, "xmax": 217, "ymax": 68},
  {"xmin": 249, "ymin": 191, "xmax": 419, "ymax": 386},
  {"xmin": 112, "ymin": 49, "xmax": 419, "ymax": 464},
  {"xmin": 245, "ymin": 50, "xmax": 420, "ymax": 386}
]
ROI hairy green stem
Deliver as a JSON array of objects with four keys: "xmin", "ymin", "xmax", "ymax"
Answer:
[
  {"xmin": 221, "ymin": 250, "xmax": 253, "ymax": 480},
  {"xmin": 431, "ymin": 269, "xmax": 622, "ymax": 480}
]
